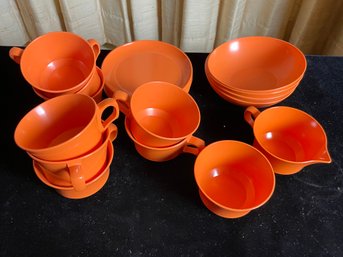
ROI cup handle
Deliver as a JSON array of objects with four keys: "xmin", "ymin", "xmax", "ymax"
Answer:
[
  {"xmin": 113, "ymin": 90, "xmax": 130, "ymax": 116},
  {"xmin": 67, "ymin": 162, "xmax": 86, "ymax": 191},
  {"xmin": 9, "ymin": 47, "xmax": 24, "ymax": 64},
  {"xmin": 183, "ymin": 136, "xmax": 205, "ymax": 156},
  {"xmin": 88, "ymin": 39, "xmax": 101, "ymax": 59},
  {"xmin": 96, "ymin": 97, "xmax": 120, "ymax": 132},
  {"xmin": 107, "ymin": 123, "xmax": 118, "ymax": 142},
  {"xmin": 244, "ymin": 106, "xmax": 261, "ymax": 127}
]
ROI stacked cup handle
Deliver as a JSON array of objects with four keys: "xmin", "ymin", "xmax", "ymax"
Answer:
[
  {"xmin": 183, "ymin": 136, "xmax": 205, "ymax": 156},
  {"xmin": 244, "ymin": 106, "xmax": 261, "ymax": 127},
  {"xmin": 96, "ymin": 98, "xmax": 120, "ymax": 132},
  {"xmin": 67, "ymin": 162, "xmax": 86, "ymax": 191},
  {"xmin": 9, "ymin": 47, "xmax": 24, "ymax": 64},
  {"xmin": 87, "ymin": 39, "xmax": 101, "ymax": 59},
  {"xmin": 113, "ymin": 90, "xmax": 130, "ymax": 115}
]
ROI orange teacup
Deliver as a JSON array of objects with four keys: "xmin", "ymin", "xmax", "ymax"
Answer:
[
  {"xmin": 244, "ymin": 106, "xmax": 332, "ymax": 175},
  {"xmin": 194, "ymin": 140, "xmax": 275, "ymax": 218},
  {"xmin": 28, "ymin": 123, "xmax": 117, "ymax": 191},
  {"xmin": 116, "ymin": 81, "xmax": 201, "ymax": 147},
  {"xmin": 32, "ymin": 66, "xmax": 104, "ymax": 102},
  {"xmin": 125, "ymin": 117, "xmax": 205, "ymax": 162},
  {"xmin": 33, "ymin": 141, "xmax": 114, "ymax": 199},
  {"xmin": 9, "ymin": 31, "xmax": 101, "ymax": 97},
  {"xmin": 14, "ymin": 94, "xmax": 119, "ymax": 161}
]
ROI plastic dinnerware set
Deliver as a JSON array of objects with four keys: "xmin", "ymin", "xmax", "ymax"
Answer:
[{"xmin": 12, "ymin": 32, "xmax": 332, "ymax": 218}]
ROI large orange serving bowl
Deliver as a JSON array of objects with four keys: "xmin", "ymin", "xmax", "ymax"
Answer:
[{"xmin": 205, "ymin": 36, "xmax": 307, "ymax": 107}]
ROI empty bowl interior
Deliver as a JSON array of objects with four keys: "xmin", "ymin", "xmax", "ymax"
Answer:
[
  {"xmin": 194, "ymin": 141, "xmax": 275, "ymax": 210},
  {"xmin": 21, "ymin": 32, "xmax": 95, "ymax": 91},
  {"xmin": 101, "ymin": 40, "xmax": 192, "ymax": 95},
  {"xmin": 254, "ymin": 107, "xmax": 328, "ymax": 162},
  {"xmin": 207, "ymin": 36, "xmax": 306, "ymax": 91},
  {"xmin": 131, "ymin": 82, "xmax": 200, "ymax": 138},
  {"xmin": 15, "ymin": 95, "xmax": 96, "ymax": 150}
]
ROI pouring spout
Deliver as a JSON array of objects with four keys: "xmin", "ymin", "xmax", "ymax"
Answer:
[{"xmin": 316, "ymin": 150, "xmax": 332, "ymax": 164}]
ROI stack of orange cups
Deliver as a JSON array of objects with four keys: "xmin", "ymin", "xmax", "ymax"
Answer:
[
  {"xmin": 115, "ymin": 81, "xmax": 205, "ymax": 162},
  {"xmin": 14, "ymin": 94, "xmax": 120, "ymax": 199},
  {"xmin": 9, "ymin": 31, "xmax": 105, "ymax": 102}
]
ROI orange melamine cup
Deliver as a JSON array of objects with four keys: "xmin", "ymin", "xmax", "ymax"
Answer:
[
  {"xmin": 77, "ymin": 66, "xmax": 104, "ymax": 102},
  {"xmin": 33, "ymin": 141, "xmax": 114, "ymax": 199},
  {"xmin": 32, "ymin": 66, "xmax": 104, "ymax": 102},
  {"xmin": 28, "ymin": 123, "xmax": 117, "ymax": 191},
  {"xmin": 244, "ymin": 106, "xmax": 332, "ymax": 175},
  {"xmin": 194, "ymin": 140, "xmax": 275, "ymax": 218},
  {"xmin": 9, "ymin": 31, "xmax": 101, "ymax": 96},
  {"xmin": 116, "ymin": 81, "xmax": 201, "ymax": 148},
  {"xmin": 88, "ymin": 67, "xmax": 105, "ymax": 103},
  {"xmin": 125, "ymin": 117, "xmax": 205, "ymax": 162},
  {"xmin": 14, "ymin": 94, "xmax": 119, "ymax": 161}
]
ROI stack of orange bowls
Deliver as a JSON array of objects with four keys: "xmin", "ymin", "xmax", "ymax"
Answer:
[{"xmin": 205, "ymin": 36, "xmax": 307, "ymax": 107}]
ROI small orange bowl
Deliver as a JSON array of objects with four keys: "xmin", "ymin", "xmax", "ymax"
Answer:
[
  {"xmin": 102, "ymin": 40, "xmax": 193, "ymax": 97},
  {"xmin": 194, "ymin": 140, "xmax": 275, "ymax": 218},
  {"xmin": 206, "ymin": 36, "xmax": 306, "ymax": 93}
]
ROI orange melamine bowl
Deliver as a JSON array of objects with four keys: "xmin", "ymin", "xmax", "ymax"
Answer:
[
  {"xmin": 205, "ymin": 62, "xmax": 303, "ymax": 98},
  {"xmin": 101, "ymin": 40, "xmax": 193, "ymax": 97},
  {"xmin": 208, "ymin": 75, "xmax": 297, "ymax": 108},
  {"xmin": 206, "ymin": 36, "xmax": 306, "ymax": 94},
  {"xmin": 194, "ymin": 140, "xmax": 275, "ymax": 218}
]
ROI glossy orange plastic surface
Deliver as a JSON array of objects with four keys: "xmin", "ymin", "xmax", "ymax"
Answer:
[
  {"xmin": 194, "ymin": 140, "xmax": 275, "ymax": 218},
  {"xmin": 75, "ymin": 66, "xmax": 102, "ymax": 97},
  {"xmin": 28, "ymin": 123, "xmax": 117, "ymax": 191},
  {"xmin": 117, "ymin": 81, "xmax": 201, "ymax": 147},
  {"xmin": 209, "ymin": 80, "xmax": 297, "ymax": 108},
  {"xmin": 9, "ymin": 31, "xmax": 100, "ymax": 95},
  {"xmin": 32, "ymin": 66, "xmax": 103, "ymax": 101},
  {"xmin": 206, "ymin": 36, "xmax": 306, "ymax": 92},
  {"xmin": 125, "ymin": 117, "xmax": 205, "ymax": 162},
  {"xmin": 33, "ymin": 141, "xmax": 114, "ymax": 199},
  {"xmin": 14, "ymin": 94, "xmax": 119, "ymax": 161},
  {"xmin": 87, "ymin": 66, "xmax": 105, "ymax": 103},
  {"xmin": 244, "ymin": 106, "xmax": 332, "ymax": 175},
  {"xmin": 205, "ymin": 36, "xmax": 306, "ymax": 107},
  {"xmin": 101, "ymin": 40, "xmax": 193, "ymax": 99},
  {"xmin": 206, "ymin": 63, "xmax": 303, "ymax": 98}
]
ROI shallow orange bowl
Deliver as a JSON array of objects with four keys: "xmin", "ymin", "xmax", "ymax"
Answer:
[
  {"xmin": 211, "ymin": 84, "xmax": 295, "ymax": 108},
  {"xmin": 206, "ymin": 36, "xmax": 306, "ymax": 93},
  {"xmin": 207, "ymin": 69, "xmax": 298, "ymax": 106},
  {"xmin": 205, "ymin": 63, "xmax": 303, "ymax": 98},
  {"xmin": 214, "ymin": 85, "xmax": 297, "ymax": 103},
  {"xmin": 207, "ymin": 73, "xmax": 299, "ymax": 102},
  {"xmin": 208, "ymin": 71, "xmax": 299, "ymax": 102},
  {"xmin": 102, "ymin": 40, "xmax": 193, "ymax": 97}
]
